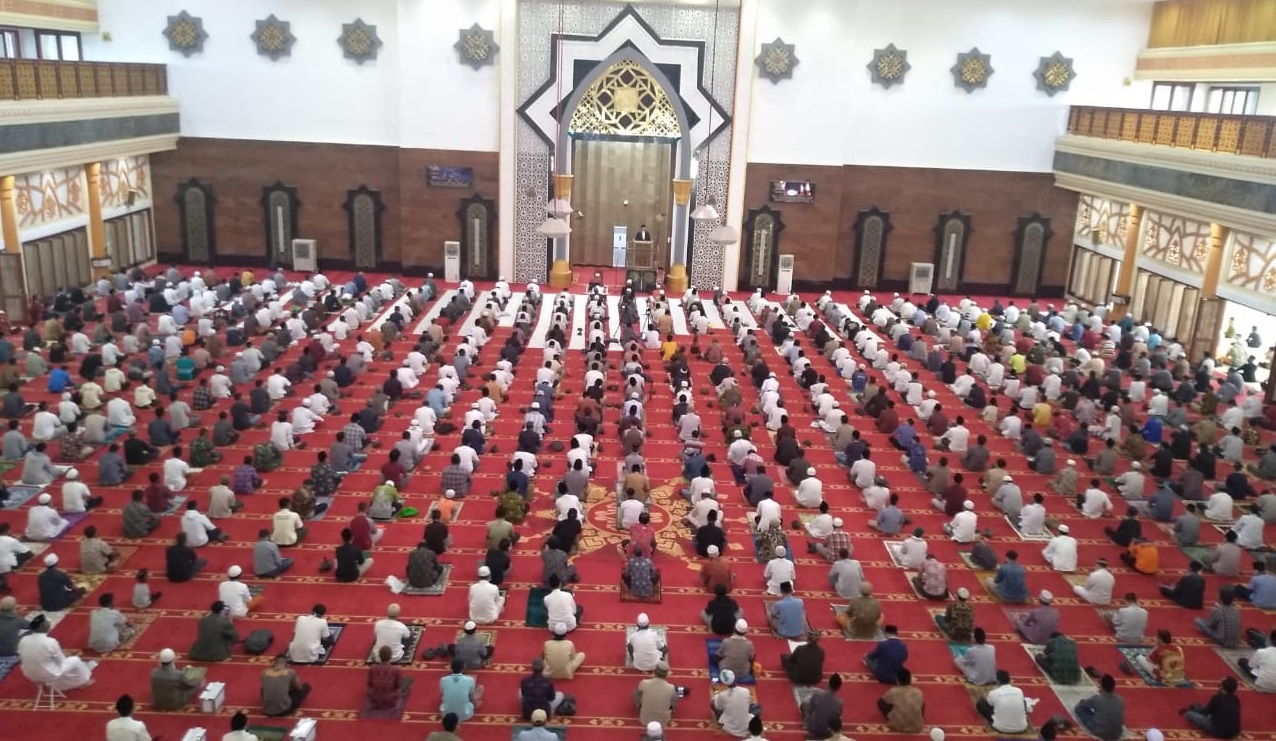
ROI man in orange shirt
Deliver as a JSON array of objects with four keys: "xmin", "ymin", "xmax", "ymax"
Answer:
[
  {"xmin": 700, "ymin": 545, "xmax": 734, "ymax": 593},
  {"xmin": 434, "ymin": 489, "xmax": 459, "ymax": 523},
  {"xmin": 1120, "ymin": 538, "xmax": 1160, "ymax": 575}
]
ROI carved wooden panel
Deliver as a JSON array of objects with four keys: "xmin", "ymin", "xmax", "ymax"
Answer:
[
  {"xmin": 260, "ymin": 182, "xmax": 301, "ymax": 266},
  {"xmin": 932, "ymin": 210, "xmax": 972, "ymax": 293},
  {"xmin": 175, "ymin": 178, "xmax": 215, "ymax": 264},
  {"xmin": 344, "ymin": 185, "xmax": 385, "ymax": 270},
  {"xmin": 741, "ymin": 205, "xmax": 785, "ymax": 291},
  {"xmin": 1011, "ymin": 213, "xmax": 1053, "ymax": 296},
  {"xmin": 852, "ymin": 206, "xmax": 892, "ymax": 289},
  {"xmin": 457, "ymin": 193, "xmax": 496, "ymax": 279}
]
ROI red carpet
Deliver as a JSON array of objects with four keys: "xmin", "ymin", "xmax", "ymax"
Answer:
[{"xmin": 0, "ymin": 272, "xmax": 1272, "ymax": 741}]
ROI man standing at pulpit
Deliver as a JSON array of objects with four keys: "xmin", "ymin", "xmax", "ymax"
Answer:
[{"xmin": 635, "ymin": 224, "xmax": 652, "ymax": 241}]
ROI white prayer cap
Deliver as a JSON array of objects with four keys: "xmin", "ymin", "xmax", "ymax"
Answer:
[
  {"xmin": 733, "ymin": 430, "xmax": 742, "ymax": 438},
  {"xmin": 464, "ymin": 620, "xmax": 477, "ymax": 631},
  {"xmin": 427, "ymin": 272, "xmax": 434, "ymax": 278},
  {"xmin": 228, "ymin": 565, "xmax": 242, "ymax": 578},
  {"xmin": 1057, "ymin": 524, "xmax": 1070, "ymax": 533},
  {"xmin": 647, "ymin": 722, "xmax": 663, "ymax": 738},
  {"xmin": 930, "ymin": 730, "xmax": 946, "ymax": 741},
  {"xmin": 531, "ymin": 402, "xmax": 540, "ymax": 409},
  {"xmin": 478, "ymin": 565, "xmax": 491, "ymax": 578},
  {"xmin": 152, "ymin": 339, "xmax": 160, "ymax": 346},
  {"xmin": 235, "ymin": 352, "xmax": 244, "ymax": 358},
  {"xmin": 43, "ymin": 553, "xmax": 58, "ymax": 566},
  {"xmin": 1040, "ymin": 590, "xmax": 1054, "ymax": 603},
  {"xmin": 302, "ymin": 398, "xmax": 312, "ymax": 407},
  {"xmin": 445, "ymin": 489, "xmax": 456, "ymax": 499},
  {"xmin": 37, "ymin": 493, "xmax": 51, "ymax": 505},
  {"xmin": 637, "ymin": 613, "xmax": 650, "ymax": 627},
  {"xmin": 807, "ymin": 467, "xmax": 816, "ymax": 476},
  {"xmin": 832, "ymin": 517, "xmax": 844, "ymax": 528},
  {"xmin": 327, "ymin": 370, "xmax": 335, "ymax": 378},
  {"xmin": 735, "ymin": 619, "xmax": 748, "ymax": 634},
  {"xmin": 1131, "ymin": 462, "xmax": 1141, "ymax": 469},
  {"xmin": 402, "ymin": 359, "xmax": 410, "ymax": 366},
  {"xmin": 963, "ymin": 500, "xmax": 975, "ymax": 510},
  {"xmin": 957, "ymin": 588, "xmax": 970, "ymax": 599},
  {"xmin": 61, "ymin": 392, "xmax": 71, "ymax": 400},
  {"xmin": 1003, "ymin": 476, "xmax": 1013, "ymax": 482},
  {"xmin": 719, "ymin": 669, "xmax": 736, "ymax": 685},
  {"xmin": 775, "ymin": 545, "xmax": 787, "ymax": 557},
  {"xmin": 927, "ymin": 390, "xmax": 936, "ymax": 398},
  {"xmin": 1066, "ymin": 459, "xmax": 1076, "ymax": 466},
  {"xmin": 707, "ymin": 545, "xmax": 720, "ymax": 557},
  {"xmin": 216, "ymin": 365, "xmax": 225, "ymax": 372},
  {"xmin": 66, "ymin": 469, "xmax": 78, "ymax": 480},
  {"xmin": 159, "ymin": 648, "xmax": 176, "ymax": 663},
  {"xmin": 553, "ymin": 622, "xmax": 567, "ymax": 636},
  {"xmin": 1146, "ymin": 730, "xmax": 1164, "ymax": 741}
]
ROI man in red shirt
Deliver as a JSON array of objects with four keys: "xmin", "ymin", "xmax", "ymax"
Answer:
[{"xmin": 348, "ymin": 502, "xmax": 381, "ymax": 551}]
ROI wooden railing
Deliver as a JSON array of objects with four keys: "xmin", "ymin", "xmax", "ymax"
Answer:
[
  {"xmin": 1067, "ymin": 106, "xmax": 1276, "ymax": 159},
  {"xmin": 0, "ymin": 59, "xmax": 167, "ymax": 101}
]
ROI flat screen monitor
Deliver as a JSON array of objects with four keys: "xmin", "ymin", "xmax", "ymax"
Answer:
[{"xmin": 770, "ymin": 179, "xmax": 814, "ymax": 204}]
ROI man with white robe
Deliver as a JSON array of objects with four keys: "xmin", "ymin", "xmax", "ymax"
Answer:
[{"xmin": 18, "ymin": 619, "xmax": 97, "ymax": 690}]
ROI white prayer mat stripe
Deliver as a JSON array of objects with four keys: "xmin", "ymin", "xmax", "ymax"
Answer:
[
  {"xmin": 413, "ymin": 289, "xmax": 458, "ymax": 334},
  {"xmin": 669, "ymin": 298, "xmax": 690, "ymax": 336},
  {"xmin": 569, "ymin": 294, "xmax": 589, "ymax": 350},
  {"xmin": 702, "ymin": 301, "xmax": 726, "ymax": 330},
  {"xmin": 498, "ymin": 292, "xmax": 526, "ymax": 327},
  {"xmin": 607, "ymin": 295, "xmax": 621, "ymax": 341},
  {"xmin": 528, "ymin": 294, "xmax": 557, "ymax": 349},
  {"xmin": 457, "ymin": 292, "xmax": 493, "ymax": 336}
]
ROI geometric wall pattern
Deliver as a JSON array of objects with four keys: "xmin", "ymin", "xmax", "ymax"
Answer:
[
  {"xmin": 100, "ymin": 155, "xmax": 152, "ymax": 211},
  {"xmin": 1225, "ymin": 230, "xmax": 1276, "ymax": 294},
  {"xmin": 1140, "ymin": 209, "xmax": 1210, "ymax": 274},
  {"xmin": 1074, "ymin": 194, "xmax": 1129, "ymax": 252},
  {"xmin": 13, "ymin": 166, "xmax": 86, "ymax": 229},
  {"xmin": 515, "ymin": 0, "xmax": 738, "ymax": 286}
]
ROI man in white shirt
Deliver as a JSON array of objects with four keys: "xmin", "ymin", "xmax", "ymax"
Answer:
[
  {"xmin": 627, "ymin": 613, "xmax": 667, "ymax": 672},
  {"xmin": 60, "ymin": 469, "xmax": 101, "ymax": 513},
  {"xmin": 1042, "ymin": 524, "xmax": 1078, "ymax": 572},
  {"xmin": 946, "ymin": 501, "xmax": 979, "ymax": 543},
  {"xmin": 266, "ymin": 371, "xmax": 292, "ymax": 401},
  {"xmin": 1018, "ymin": 494, "xmax": 1048, "ymax": 537},
  {"xmin": 942, "ymin": 422, "xmax": 971, "ymax": 454},
  {"xmin": 795, "ymin": 472, "xmax": 823, "ymax": 508},
  {"xmin": 270, "ymin": 413, "xmax": 295, "ymax": 452},
  {"xmin": 218, "ymin": 566, "xmax": 257, "ymax": 618},
  {"xmin": 468, "ymin": 566, "xmax": 505, "ymax": 624},
  {"xmin": 25, "ymin": 493, "xmax": 67, "ymax": 541},
  {"xmin": 850, "ymin": 453, "xmax": 877, "ymax": 488},
  {"xmin": 180, "ymin": 500, "xmax": 226, "ymax": 547},
  {"xmin": 754, "ymin": 495, "xmax": 782, "ymax": 533},
  {"xmin": 208, "ymin": 367, "xmax": 232, "ymax": 399},
  {"xmin": 105, "ymin": 694, "xmax": 153, "ymax": 741},
  {"xmin": 543, "ymin": 578, "xmax": 580, "ymax": 633},
  {"xmin": 1244, "ymin": 634, "xmax": 1276, "ymax": 692},
  {"xmin": 727, "ymin": 432, "xmax": 754, "ymax": 468},
  {"xmin": 163, "ymin": 449, "xmax": 192, "ymax": 491},
  {"xmin": 287, "ymin": 605, "xmax": 332, "ymax": 664},
  {"xmin": 1205, "ymin": 490, "xmax": 1234, "ymax": 521},
  {"xmin": 372, "ymin": 603, "xmax": 412, "ymax": 662},
  {"xmin": 31, "ymin": 406, "xmax": 64, "ymax": 441},
  {"xmin": 271, "ymin": 500, "xmax": 306, "ymax": 546},
  {"xmin": 1072, "ymin": 559, "xmax": 1115, "ymax": 605},
  {"xmin": 291, "ymin": 400, "xmax": 323, "ymax": 436},
  {"xmin": 1080, "ymin": 482, "xmax": 1114, "ymax": 519},
  {"xmin": 979, "ymin": 671, "xmax": 1031, "ymax": 734},
  {"xmin": 763, "ymin": 547, "xmax": 796, "ymax": 595}
]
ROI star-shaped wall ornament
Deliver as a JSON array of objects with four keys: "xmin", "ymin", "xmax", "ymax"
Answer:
[
  {"xmin": 251, "ymin": 14, "xmax": 296, "ymax": 61},
  {"xmin": 162, "ymin": 11, "xmax": 208, "ymax": 57},
  {"xmin": 1034, "ymin": 51, "xmax": 1076, "ymax": 97},
  {"xmin": 455, "ymin": 23, "xmax": 499, "ymax": 70},
  {"xmin": 951, "ymin": 47, "xmax": 994, "ymax": 93},
  {"xmin": 867, "ymin": 43, "xmax": 911, "ymax": 89},
  {"xmin": 755, "ymin": 37, "xmax": 799, "ymax": 84},
  {"xmin": 338, "ymin": 18, "xmax": 383, "ymax": 65}
]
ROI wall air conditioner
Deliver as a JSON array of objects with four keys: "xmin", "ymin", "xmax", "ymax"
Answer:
[
  {"xmin": 909, "ymin": 262, "xmax": 934, "ymax": 295},
  {"xmin": 776, "ymin": 254, "xmax": 795, "ymax": 294},
  {"xmin": 290, "ymin": 239, "xmax": 317, "ymax": 272},
  {"xmin": 443, "ymin": 240, "xmax": 461, "ymax": 282}
]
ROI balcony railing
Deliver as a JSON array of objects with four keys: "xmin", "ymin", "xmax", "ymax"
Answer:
[
  {"xmin": 1067, "ymin": 106, "xmax": 1276, "ymax": 160},
  {"xmin": 0, "ymin": 59, "xmax": 167, "ymax": 101}
]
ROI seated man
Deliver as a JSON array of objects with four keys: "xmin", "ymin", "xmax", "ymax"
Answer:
[
  {"xmin": 149, "ymin": 647, "xmax": 202, "ymax": 710},
  {"xmin": 780, "ymin": 631, "xmax": 825, "ymax": 685},
  {"xmin": 767, "ymin": 581, "xmax": 807, "ymax": 640},
  {"xmin": 864, "ymin": 625, "xmax": 908, "ymax": 684},
  {"xmin": 1135, "ymin": 629, "xmax": 1186, "ymax": 687},
  {"xmin": 622, "ymin": 547, "xmax": 660, "ymax": 600},
  {"xmin": 1034, "ymin": 632, "xmax": 1082, "ymax": 684}
]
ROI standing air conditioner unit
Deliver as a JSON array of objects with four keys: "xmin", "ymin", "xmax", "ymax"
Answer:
[
  {"xmin": 909, "ymin": 262, "xmax": 934, "ymax": 294},
  {"xmin": 443, "ymin": 241, "xmax": 461, "ymax": 282},
  {"xmin": 291, "ymin": 239, "xmax": 317, "ymax": 272},
  {"xmin": 775, "ymin": 254, "xmax": 795, "ymax": 294}
]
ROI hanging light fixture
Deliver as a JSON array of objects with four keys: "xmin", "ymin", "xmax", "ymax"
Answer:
[
  {"xmin": 708, "ymin": 223, "xmax": 739, "ymax": 245},
  {"xmin": 537, "ymin": 214, "xmax": 572, "ymax": 237},
  {"xmin": 690, "ymin": 197, "xmax": 720, "ymax": 222}
]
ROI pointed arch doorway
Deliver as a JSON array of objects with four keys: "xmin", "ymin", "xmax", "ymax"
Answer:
[{"xmin": 565, "ymin": 57, "xmax": 682, "ymax": 269}]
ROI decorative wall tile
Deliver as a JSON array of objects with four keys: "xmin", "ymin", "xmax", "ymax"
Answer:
[
  {"xmin": 756, "ymin": 37, "xmax": 798, "ymax": 84},
  {"xmin": 867, "ymin": 44, "xmax": 910, "ymax": 89},
  {"xmin": 1141, "ymin": 210, "xmax": 1210, "ymax": 274},
  {"xmin": 100, "ymin": 156, "xmax": 151, "ymax": 210},
  {"xmin": 951, "ymin": 48, "xmax": 993, "ymax": 93},
  {"xmin": 14, "ymin": 166, "xmax": 87, "ymax": 229},
  {"xmin": 163, "ymin": 10, "xmax": 208, "ymax": 57},
  {"xmin": 455, "ymin": 24, "xmax": 499, "ymax": 70},
  {"xmin": 1075, "ymin": 195, "xmax": 1129, "ymax": 251},
  {"xmin": 1034, "ymin": 51, "xmax": 1075, "ymax": 96},
  {"xmin": 339, "ymin": 18, "xmax": 383, "ymax": 65},
  {"xmin": 252, "ymin": 14, "xmax": 297, "ymax": 61},
  {"xmin": 1225, "ymin": 231, "xmax": 1276, "ymax": 294}
]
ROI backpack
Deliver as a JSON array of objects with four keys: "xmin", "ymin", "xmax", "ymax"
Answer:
[{"xmin": 244, "ymin": 629, "xmax": 274, "ymax": 655}]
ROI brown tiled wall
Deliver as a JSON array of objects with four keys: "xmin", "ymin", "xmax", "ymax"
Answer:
[
  {"xmin": 744, "ymin": 163, "xmax": 1079, "ymax": 293},
  {"xmin": 150, "ymin": 137, "xmax": 499, "ymax": 270}
]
